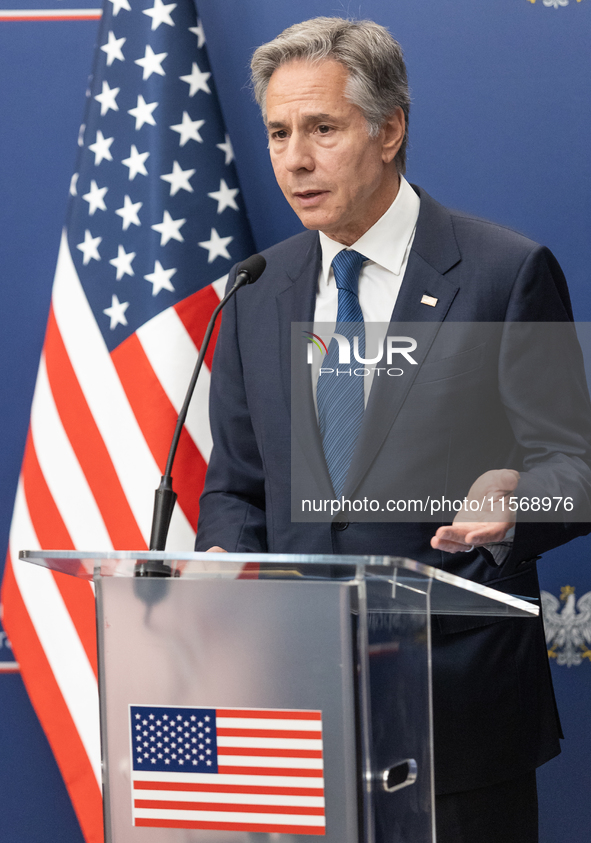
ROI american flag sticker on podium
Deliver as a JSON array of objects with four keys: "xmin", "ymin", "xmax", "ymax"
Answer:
[{"xmin": 129, "ymin": 705, "xmax": 327, "ymax": 834}]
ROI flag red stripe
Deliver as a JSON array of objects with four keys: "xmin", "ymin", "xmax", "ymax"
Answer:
[
  {"xmin": 218, "ymin": 748, "xmax": 323, "ymax": 758},
  {"xmin": 22, "ymin": 429, "xmax": 73, "ymax": 550},
  {"xmin": 174, "ymin": 285, "xmax": 221, "ymax": 373},
  {"xmin": 21, "ymin": 433, "xmax": 98, "ymax": 677},
  {"xmin": 135, "ymin": 819, "xmax": 325, "ymax": 834},
  {"xmin": 217, "ymin": 710, "xmax": 321, "ymax": 720},
  {"xmin": 236, "ymin": 561, "xmax": 261, "ymax": 580},
  {"xmin": 110, "ymin": 332, "xmax": 183, "ymax": 472},
  {"xmin": 217, "ymin": 767, "xmax": 323, "ymax": 778},
  {"xmin": 44, "ymin": 308, "xmax": 146, "ymax": 550},
  {"xmin": 218, "ymin": 728, "xmax": 321, "ymax": 739},
  {"xmin": 134, "ymin": 799, "xmax": 325, "ymax": 815},
  {"xmin": 1, "ymin": 558, "xmax": 104, "ymax": 843},
  {"xmin": 133, "ymin": 781, "xmax": 324, "ymax": 796},
  {"xmin": 111, "ymin": 334, "xmax": 206, "ymax": 531}
]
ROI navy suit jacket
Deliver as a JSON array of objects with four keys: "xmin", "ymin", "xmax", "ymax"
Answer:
[{"xmin": 196, "ymin": 187, "xmax": 591, "ymax": 793}]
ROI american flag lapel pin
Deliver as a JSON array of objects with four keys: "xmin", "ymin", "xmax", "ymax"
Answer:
[{"xmin": 421, "ymin": 294, "xmax": 438, "ymax": 307}]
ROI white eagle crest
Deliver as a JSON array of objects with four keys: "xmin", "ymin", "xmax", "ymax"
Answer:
[{"xmin": 541, "ymin": 587, "xmax": 591, "ymax": 667}]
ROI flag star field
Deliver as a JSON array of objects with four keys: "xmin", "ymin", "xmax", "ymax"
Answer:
[
  {"xmin": 131, "ymin": 706, "xmax": 219, "ymax": 772},
  {"xmin": 70, "ymin": 0, "xmax": 254, "ymax": 351}
]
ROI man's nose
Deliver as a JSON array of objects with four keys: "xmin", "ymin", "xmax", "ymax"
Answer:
[{"xmin": 284, "ymin": 133, "xmax": 314, "ymax": 172}]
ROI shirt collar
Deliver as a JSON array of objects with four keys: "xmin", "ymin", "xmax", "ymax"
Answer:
[{"xmin": 318, "ymin": 175, "xmax": 420, "ymax": 286}]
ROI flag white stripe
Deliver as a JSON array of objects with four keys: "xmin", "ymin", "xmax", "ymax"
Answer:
[
  {"xmin": 10, "ymin": 481, "xmax": 40, "ymax": 563},
  {"xmin": 217, "ymin": 737, "xmax": 322, "ymax": 751},
  {"xmin": 211, "ymin": 275, "xmax": 228, "ymax": 301},
  {"xmin": 133, "ymin": 807, "xmax": 325, "ymax": 825},
  {"xmin": 0, "ymin": 9, "xmax": 102, "ymax": 19},
  {"xmin": 51, "ymin": 231, "xmax": 195, "ymax": 549},
  {"xmin": 9, "ymin": 483, "xmax": 101, "ymax": 786},
  {"xmin": 217, "ymin": 717, "xmax": 322, "ymax": 731},
  {"xmin": 133, "ymin": 790, "xmax": 324, "ymax": 807},
  {"xmin": 218, "ymin": 756, "xmax": 323, "ymax": 769},
  {"xmin": 133, "ymin": 771, "xmax": 325, "ymax": 787},
  {"xmin": 137, "ymin": 307, "xmax": 213, "ymax": 461},
  {"xmin": 31, "ymin": 356, "xmax": 113, "ymax": 550}
]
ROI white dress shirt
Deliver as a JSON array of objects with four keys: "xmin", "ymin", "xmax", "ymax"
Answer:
[{"xmin": 312, "ymin": 176, "xmax": 420, "ymax": 405}]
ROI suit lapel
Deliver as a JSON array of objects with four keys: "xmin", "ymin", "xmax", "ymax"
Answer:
[
  {"xmin": 343, "ymin": 188, "xmax": 462, "ymax": 499},
  {"xmin": 276, "ymin": 235, "xmax": 335, "ymax": 497},
  {"xmin": 276, "ymin": 232, "xmax": 320, "ymax": 409}
]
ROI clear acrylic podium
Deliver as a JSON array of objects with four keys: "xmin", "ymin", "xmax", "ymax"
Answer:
[{"xmin": 20, "ymin": 551, "xmax": 538, "ymax": 843}]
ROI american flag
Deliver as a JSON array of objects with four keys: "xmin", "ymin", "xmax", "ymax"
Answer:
[
  {"xmin": 130, "ymin": 705, "xmax": 327, "ymax": 834},
  {"xmin": 1, "ymin": 1, "xmax": 254, "ymax": 841}
]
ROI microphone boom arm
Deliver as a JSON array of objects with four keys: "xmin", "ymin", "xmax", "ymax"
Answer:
[{"xmin": 147, "ymin": 254, "xmax": 266, "ymax": 554}]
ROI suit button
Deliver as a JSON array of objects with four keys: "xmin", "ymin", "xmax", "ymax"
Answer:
[{"xmin": 333, "ymin": 520, "xmax": 349, "ymax": 531}]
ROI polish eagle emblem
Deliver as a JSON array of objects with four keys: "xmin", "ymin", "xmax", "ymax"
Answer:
[
  {"xmin": 541, "ymin": 586, "xmax": 591, "ymax": 667},
  {"xmin": 526, "ymin": 0, "xmax": 586, "ymax": 7}
]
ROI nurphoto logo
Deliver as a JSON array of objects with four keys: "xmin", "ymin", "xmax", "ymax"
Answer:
[{"xmin": 303, "ymin": 330, "xmax": 418, "ymax": 377}]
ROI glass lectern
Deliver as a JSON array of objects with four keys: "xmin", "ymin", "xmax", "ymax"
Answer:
[{"xmin": 20, "ymin": 551, "xmax": 538, "ymax": 843}]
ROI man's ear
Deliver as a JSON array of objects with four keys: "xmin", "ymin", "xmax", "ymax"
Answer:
[{"xmin": 381, "ymin": 107, "xmax": 405, "ymax": 164}]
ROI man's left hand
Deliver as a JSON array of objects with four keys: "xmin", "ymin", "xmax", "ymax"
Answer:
[{"xmin": 431, "ymin": 469, "xmax": 520, "ymax": 553}]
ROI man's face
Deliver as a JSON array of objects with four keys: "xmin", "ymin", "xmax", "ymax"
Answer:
[{"xmin": 265, "ymin": 59, "xmax": 403, "ymax": 246}]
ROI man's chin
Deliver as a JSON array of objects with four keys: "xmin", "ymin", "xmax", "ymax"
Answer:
[
  {"xmin": 291, "ymin": 209, "xmax": 342, "ymax": 238},
  {"xmin": 290, "ymin": 207, "xmax": 328, "ymax": 230}
]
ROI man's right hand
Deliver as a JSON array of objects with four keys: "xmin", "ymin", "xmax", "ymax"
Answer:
[{"xmin": 206, "ymin": 546, "xmax": 227, "ymax": 552}]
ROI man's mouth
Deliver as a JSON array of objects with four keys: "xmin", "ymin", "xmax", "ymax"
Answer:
[{"xmin": 292, "ymin": 190, "xmax": 328, "ymax": 206}]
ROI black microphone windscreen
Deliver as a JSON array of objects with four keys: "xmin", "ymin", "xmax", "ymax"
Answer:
[{"xmin": 237, "ymin": 253, "xmax": 266, "ymax": 284}]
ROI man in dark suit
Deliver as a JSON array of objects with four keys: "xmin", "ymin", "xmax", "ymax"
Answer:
[{"xmin": 195, "ymin": 17, "xmax": 591, "ymax": 842}]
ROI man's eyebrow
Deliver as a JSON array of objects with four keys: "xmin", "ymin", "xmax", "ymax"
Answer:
[
  {"xmin": 303, "ymin": 113, "xmax": 335, "ymax": 122},
  {"xmin": 267, "ymin": 113, "xmax": 338, "ymax": 130}
]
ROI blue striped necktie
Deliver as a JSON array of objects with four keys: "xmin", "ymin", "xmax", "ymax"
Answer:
[{"xmin": 317, "ymin": 249, "xmax": 367, "ymax": 498}]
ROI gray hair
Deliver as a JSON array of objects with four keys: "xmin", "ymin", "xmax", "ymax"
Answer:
[{"xmin": 250, "ymin": 17, "xmax": 410, "ymax": 173}]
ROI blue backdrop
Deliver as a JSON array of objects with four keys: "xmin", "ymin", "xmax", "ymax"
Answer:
[{"xmin": 0, "ymin": 0, "xmax": 590, "ymax": 840}]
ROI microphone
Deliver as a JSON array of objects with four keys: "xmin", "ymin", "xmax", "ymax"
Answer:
[
  {"xmin": 234, "ymin": 253, "xmax": 266, "ymax": 288},
  {"xmin": 139, "ymin": 253, "xmax": 266, "ymax": 571}
]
